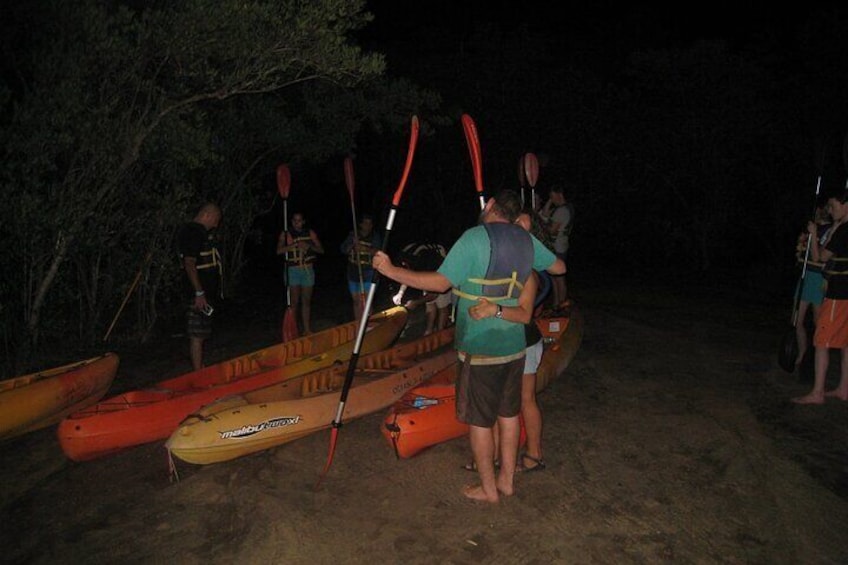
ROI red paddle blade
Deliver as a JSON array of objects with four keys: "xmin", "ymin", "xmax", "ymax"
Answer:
[
  {"xmin": 315, "ymin": 427, "xmax": 340, "ymax": 490},
  {"xmin": 524, "ymin": 152, "xmax": 539, "ymax": 188},
  {"xmin": 282, "ymin": 306, "xmax": 299, "ymax": 342},
  {"xmin": 276, "ymin": 164, "xmax": 291, "ymax": 199},
  {"xmin": 391, "ymin": 115, "xmax": 420, "ymax": 206},
  {"xmin": 344, "ymin": 156, "xmax": 355, "ymax": 199},
  {"xmin": 461, "ymin": 114, "xmax": 484, "ymax": 196}
]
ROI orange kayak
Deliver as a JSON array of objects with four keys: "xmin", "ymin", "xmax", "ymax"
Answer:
[
  {"xmin": 58, "ymin": 306, "xmax": 407, "ymax": 461},
  {"xmin": 382, "ymin": 301, "xmax": 583, "ymax": 459},
  {"xmin": 0, "ymin": 353, "xmax": 119, "ymax": 441}
]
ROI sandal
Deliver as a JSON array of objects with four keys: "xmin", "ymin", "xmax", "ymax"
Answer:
[
  {"xmin": 517, "ymin": 453, "xmax": 546, "ymax": 473},
  {"xmin": 462, "ymin": 459, "xmax": 500, "ymax": 472}
]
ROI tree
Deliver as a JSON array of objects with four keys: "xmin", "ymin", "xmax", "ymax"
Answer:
[{"xmin": 0, "ymin": 0, "xmax": 414, "ymax": 368}]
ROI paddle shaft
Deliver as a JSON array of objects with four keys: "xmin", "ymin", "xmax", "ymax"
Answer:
[
  {"xmin": 103, "ymin": 251, "xmax": 153, "ymax": 341},
  {"xmin": 792, "ymin": 173, "xmax": 822, "ymax": 326},
  {"xmin": 344, "ymin": 157, "xmax": 366, "ymax": 311},
  {"xmin": 318, "ymin": 117, "xmax": 419, "ymax": 487}
]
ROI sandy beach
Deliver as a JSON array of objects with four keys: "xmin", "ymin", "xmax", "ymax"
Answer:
[{"xmin": 2, "ymin": 274, "xmax": 848, "ymax": 564}]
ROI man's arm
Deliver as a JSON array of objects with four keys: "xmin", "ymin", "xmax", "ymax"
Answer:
[
  {"xmin": 183, "ymin": 256, "xmax": 209, "ymax": 310},
  {"xmin": 546, "ymin": 257, "xmax": 566, "ymax": 275},
  {"xmin": 373, "ymin": 251, "xmax": 452, "ymax": 293},
  {"xmin": 468, "ymin": 270, "xmax": 538, "ymax": 324}
]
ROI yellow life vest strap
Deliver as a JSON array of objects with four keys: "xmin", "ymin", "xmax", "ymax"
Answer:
[
  {"xmin": 451, "ymin": 271, "xmax": 524, "ymax": 303},
  {"xmin": 824, "ymin": 257, "xmax": 848, "ymax": 277}
]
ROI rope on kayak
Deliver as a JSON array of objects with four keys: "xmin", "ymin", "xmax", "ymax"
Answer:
[{"xmin": 167, "ymin": 449, "xmax": 180, "ymax": 483}]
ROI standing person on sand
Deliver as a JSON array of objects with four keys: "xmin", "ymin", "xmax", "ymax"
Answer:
[
  {"xmin": 277, "ymin": 211, "xmax": 324, "ymax": 334},
  {"xmin": 373, "ymin": 190, "xmax": 565, "ymax": 503},
  {"xmin": 340, "ymin": 213, "xmax": 382, "ymax": 322},
  {"xmin": 515, "ymin": 210, "xmax": 552, "ymax": 472},
  {"xmin": 538, "ymin": 184, "xmax": 573, "ymax": 304},
  {"xmin": 793, "ymin": 203, "xmax": 832, "ymax": 370},
  {"xmin": 465, "ymin": 210, "xmax": 553, "ymax": 474},
  {"xmin": 793, "ymin": 191, "xmax": 848, "ymax": 404},
  {"xmin": 177, "ymin": 203, "xmax": 223, "ymax": 371}
]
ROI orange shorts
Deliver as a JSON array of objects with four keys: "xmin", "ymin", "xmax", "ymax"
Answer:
[{"xmin": 814, "ymin": 298, "xmax": 848, "ymax": 348}]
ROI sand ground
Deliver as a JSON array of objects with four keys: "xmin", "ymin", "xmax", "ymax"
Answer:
[{"xmin": 2, "ymin": 275, "xmax": 848, "ymax": 564}]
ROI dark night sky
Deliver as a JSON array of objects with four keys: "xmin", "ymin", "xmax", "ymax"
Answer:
[{"xmin": 364, "ymin": 1, "xmax": 814, "ymax": 51}]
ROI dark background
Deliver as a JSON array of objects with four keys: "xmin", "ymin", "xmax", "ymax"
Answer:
[
  {"xmin": 4, "ymin": 1, "xmax": 848, "ymax": 366},
  {"xmin": 256, "ymin": 2, "xmax": 848, "ymax": 299}
]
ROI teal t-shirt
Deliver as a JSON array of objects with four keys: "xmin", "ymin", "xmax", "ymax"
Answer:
[{"xmin": 438, "ymin": 224, "xmax": 556, "ymax": 356}]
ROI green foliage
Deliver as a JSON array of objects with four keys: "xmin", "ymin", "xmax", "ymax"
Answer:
[{"xmin": 0, "ymin": 0, "xmax": 432, "ymax": 370}]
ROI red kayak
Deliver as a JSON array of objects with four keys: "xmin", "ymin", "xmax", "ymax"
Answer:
[{"xmin": 382, "ymin": 300, "xmax": 583, "ymax": 459}]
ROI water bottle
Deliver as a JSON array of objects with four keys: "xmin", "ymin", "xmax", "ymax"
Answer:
[{"xmin": 412, "ymin": 396, "xmax": 437, "ymax": 409}]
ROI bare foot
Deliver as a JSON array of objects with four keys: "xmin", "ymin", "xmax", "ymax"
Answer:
[
  {"xmin": 825, "ymin": 389, "xmax": 848, "ymax": 401},
  {"xmin": 496, "ymin": 479, "xmax": 514, "ymax": 497},
  {"xmin": 791, "ymin": 392, "xmax": 825, "ymax": 405},
  {"xmin": 462, "ymin": 484, "xmax": 498, "ymax": 503}
]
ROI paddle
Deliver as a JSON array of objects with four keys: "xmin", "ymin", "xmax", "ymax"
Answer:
[
  {"xmin": 461, "ymin": 114, "xmax": 486, "ymax": 208},
  {"xmin": 277, "ymin": 164, "xmax": 299, "ymax": 342},
  {"xmin": 344, "ymin": 156, "xmax": 367, "ymax": 319},
  {"xmin": 316, "ymin": 116, "xmax": 420, "ymax": 488},
  {"xmin": 524, "ymin": 152, "xmax": 539, "ymax": 211},
  {"xmin": 518, "ymin": 154, "xmax": 526, "ymax": 207},
  {"xmin": 103, "ymin": 251, "xmax": 153, "ymax": 341}
]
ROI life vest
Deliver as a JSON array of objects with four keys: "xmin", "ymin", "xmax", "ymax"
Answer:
[
  {"xmin": 347, "ymin": 233, "xmax": 378, "ymax": 267},
  {"xmin": 178, "ymin": 223, "xmax": 222, "ymax": 273},
  {"xmin": 452, "ymin": 223, "xmax": 533, "ymax": 303},
  {"xmin": 286, "ymin": 228, "xmax": 317, "ymax": 267},
  {"xmin": 797, "ymin": 223, "xmax": 832, "ymax": 273},
  {"xmin": 196, "ymin": 245, "xmax": 222, "ymax": 273},
  {"xmin": 824, "ymin": 257, "xmax": 848, "ymax": 279}
]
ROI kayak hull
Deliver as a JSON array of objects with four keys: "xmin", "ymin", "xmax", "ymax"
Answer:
[
  {"xmin": 58, "ymin": 307, "xmax": 408, "ymax": 461},
  {"xmin": 0, "ymin": 353, "xmax": 119, "ymax": 441},
  {"xmin": 166, "ymin": 327, "xmax": 457, "ymax": 465}
]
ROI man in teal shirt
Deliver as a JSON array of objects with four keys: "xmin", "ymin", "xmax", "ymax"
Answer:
[{"xmin": 373, "ymin": 190, "xmax": 564, "ymax": 503}]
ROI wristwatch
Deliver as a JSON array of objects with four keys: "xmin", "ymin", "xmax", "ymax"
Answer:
[{"xmin": 495, "ymin": 304, "xmax": 503, "ymax": 319}]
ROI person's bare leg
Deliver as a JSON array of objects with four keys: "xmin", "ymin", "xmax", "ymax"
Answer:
[
  {"xmin": 301, "ymin": 285, "xmax": 314, "ymax": 334},
  {"xmin": 795, "ymin": 300, "xmax": 810, "ymax": 367},
  {"xmin": 496, "ymin": 415, "xmax": 520, "ymax": 496},
  {"xmin": 552, "ymin": 275, "xmax": 566, "ymax": 305},
  {"xmin": 793, "ymin": 346, "xmax": 828, "ymax": 404},
  {"xmin": 352, "ymin": 287, "xmax": 366, "ymax": 322},
  {"xmin": 463, "ymin": 425, "xmax": 499, "ymax": 503},
  {"xmin": 189, "ymin": 337, "xmax": 203, "ymax": 371},
  {"xmin": 520, "ymin": 371, "xmax": 543, "ymax": 466},
  {"xmin": 290, "ymin": 286, "xmax": 303, "ymax": 333},
  {"xmin": 437, "ymin": 306, "xmax": 449, "ymax": 331},
  {"xmin": 424, "ymin": 303, "xmax": 436, "ymax": 335},
  {"xmin": 826, "ymin": 347, "xmax": 848, "ymax": 400}
]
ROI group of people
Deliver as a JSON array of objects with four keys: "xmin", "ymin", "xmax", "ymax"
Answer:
[
  {"xmin": 176, "ymin": 181, "xmax": 575, "ymax": 504},
  {"xmin": 275, "ymin": 210, "xmax": 383, "ymax": 332},
  {"xmin": 792, "ymin": 191, "xmax": 848, "ymax": 404}
]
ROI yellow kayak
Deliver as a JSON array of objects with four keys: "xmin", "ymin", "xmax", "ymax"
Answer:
[{"xmin": 0, "ymin": 353, "xmax": 119, "ymax": 441}]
